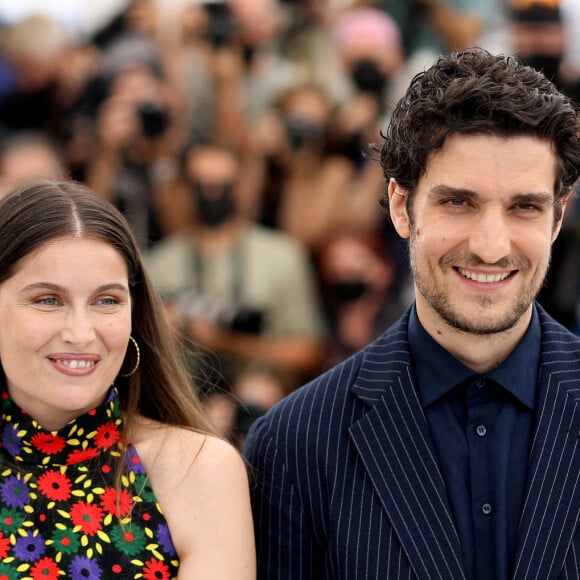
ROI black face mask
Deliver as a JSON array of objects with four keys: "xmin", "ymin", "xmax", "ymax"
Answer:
[
  {"xmin": 191, "ymin": 180, "xmax": 235, "ymax": 227},
  {"xmin": 284, "ymin": 115, "xmax": 328, "ymax": 151},
  {"xmin": 350, "ymin": 59, "xmax": 388, "ymax": 97},
  {"xmin": 519, "ymin": 54, "xmax": 562, "ymax": 84},
  {"xmin": 330, "ymin": 280, "xmax": 369, "ymax": 303}
]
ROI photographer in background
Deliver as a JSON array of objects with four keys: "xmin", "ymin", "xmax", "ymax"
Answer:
[
  {"xmin": 145, "ymin": 141, "xmax": 326, "ymax": 394},
  {"xmin": 86, "ymin": 38, "xmax": 181, "ymax": 249},
  {"xmin": 254, "ymin": 82, "xmax": 385, "ymax": 252}
]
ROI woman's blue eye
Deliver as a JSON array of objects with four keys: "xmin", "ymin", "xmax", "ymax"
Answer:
[
  {"xmin": 39, "ymin": 297, "xmax": 59, "ymax": 306},
  {"xmin": 97, "ymin": 298, "xmax": 119, "ymax": 306}
]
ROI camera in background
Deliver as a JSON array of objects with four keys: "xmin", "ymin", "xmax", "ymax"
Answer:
[
  {"xmin": 201, "ymin": 1, "xmax": 238, "ymax": 48},
  {"xmin": 175, "ymin": 292, "xmax": 265, "ymax": 335},
  {"xmin": 136, "ymin": 102, "xmax": 170, "ymax": 139}
]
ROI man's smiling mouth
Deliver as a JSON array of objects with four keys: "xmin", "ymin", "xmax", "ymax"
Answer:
[{"xmin": 456, "ymin": 268, "xmax": 514, "ymax": 283}]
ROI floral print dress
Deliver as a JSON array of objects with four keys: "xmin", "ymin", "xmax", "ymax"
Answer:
[{"xmin": 0, "ymin": 388, "xmax": 180, "ymax": 580}]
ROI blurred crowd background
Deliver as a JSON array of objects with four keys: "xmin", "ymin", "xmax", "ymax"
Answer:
[{"xmin": 0, "ymin": 0, "xmax": 579, "ymax": 447}]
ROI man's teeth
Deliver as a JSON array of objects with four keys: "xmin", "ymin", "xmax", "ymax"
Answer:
[
  {"xmin": 458, "ymin": 268, "xmax": 511, "ymax": 283},
  {"xmin": 56, "ymin": 360, "xmax": 95, "ymax": 369}
]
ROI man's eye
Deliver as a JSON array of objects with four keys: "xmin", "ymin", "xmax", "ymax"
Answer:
[{"xmin": 445, "ymin": 198, "xmax": 467, "ymax": 207}]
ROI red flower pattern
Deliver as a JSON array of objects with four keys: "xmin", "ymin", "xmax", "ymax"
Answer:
[
  {"xmin": 0, "ymin": 532, "xmax": 10, "ymax": 558},
  {"xmin": 37, "ymin": 470, "xmax": 72, "ymax": 502},
  {"xmin": 142, "ymin": 558, "xmax": 171, "ymax": 580},
  {"xmin": 94, "ymin": 421, "xmax": 120, "ymax": 449},
  {"xmin": 30, "ymin": 433, "xmax": 66, "ymax": 455},
  {"xmin": 66, "ymin": 447, "xmax": 99, "ymax": 465},
  {"xmin": 30, "ymin": 557, "xmax": 61, "ymax": 579},
  {"xmin": 70, "ymin": 501, "xmax": 104, "ymax": 536},
  {"xmin": 99, "ymin": 487, "xmax": 132, "ymax": 517}
]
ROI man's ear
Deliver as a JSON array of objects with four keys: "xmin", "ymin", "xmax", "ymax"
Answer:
[
  {"xmin": 388, "ymin": 178, "xmax": 411, "ymax": 239},
  {"xmin": 551, "ymin": 193, "xmax": 570, "ymax": 243}
]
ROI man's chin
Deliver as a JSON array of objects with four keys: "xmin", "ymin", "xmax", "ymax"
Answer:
[{"xmin": 437, "ymin": 306, "xmax": 528, "ymax": 336}]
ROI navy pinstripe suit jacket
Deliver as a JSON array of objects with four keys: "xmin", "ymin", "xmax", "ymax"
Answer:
[{"xmin": 243, "ymin": 304, "xmax": 579, "ymax": 579}]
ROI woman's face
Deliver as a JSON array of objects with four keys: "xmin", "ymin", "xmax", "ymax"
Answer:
[{"xmin": 0, "ymin": 236, "xmax": 132, "ymax": 431}]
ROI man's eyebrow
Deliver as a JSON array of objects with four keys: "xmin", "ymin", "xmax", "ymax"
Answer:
[
  {"xmin": 429, "ymin": 185, "xmax": 478, "ymax": 200},
  {"xmin": 510, "ymin": 192, "xmax": 554, "ymax": 206},
  {"xmin": 429, "ymin": 185, "xmax": 554, "ymax": 205}
]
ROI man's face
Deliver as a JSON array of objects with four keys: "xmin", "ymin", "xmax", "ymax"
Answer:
[{"xmin": 389, "ymin": 133, "xmax": 565, "ymax": 338}]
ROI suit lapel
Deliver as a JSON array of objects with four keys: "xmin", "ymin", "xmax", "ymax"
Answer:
[
  {"xmin": 512, "ymin": 309, "xmax": 580, "ymax": 580},
  {"xmin": 349, "ymin": 315, "xmax": 466, "ymax": 580}
]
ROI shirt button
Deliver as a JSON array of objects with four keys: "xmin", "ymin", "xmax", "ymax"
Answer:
[
  {"xmin": 475, "ymin": 379, "xmax": 486, "ymax": 389},
  {"xmin": 476, "ymin": 425, "xmax": 487, "ymax": 437},
  {"xmin": 482, "ymin": 503, "xmax": 492, "ymax": 515}
]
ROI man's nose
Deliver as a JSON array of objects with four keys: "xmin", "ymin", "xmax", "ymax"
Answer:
[{"xmin": 467, "ymin": 207, "xmax": 511, "ymax": 264}]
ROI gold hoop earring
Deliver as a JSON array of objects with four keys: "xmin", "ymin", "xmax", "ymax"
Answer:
[{"xmin": 120, "ymin": 336, "xmax": 140, "ymax": 378}]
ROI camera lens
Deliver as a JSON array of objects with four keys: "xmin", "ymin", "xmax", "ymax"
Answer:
[{"xmin": 137, "ymin": 102, "xmax": 169, "ymax": 139}]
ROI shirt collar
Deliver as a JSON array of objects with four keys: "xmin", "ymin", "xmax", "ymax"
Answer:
[{"xmin": 409, "ymin": 304, "xmax": 541, "ymax": 410}]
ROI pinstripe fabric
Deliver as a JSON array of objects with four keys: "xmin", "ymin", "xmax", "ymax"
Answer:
[
  {"xmin": 243, "ymin": 304, "xmax": 579, "ymax": 579},
  {"xmin": 512, "ymin": 312, "xmax": 580, "ymax": 580}
]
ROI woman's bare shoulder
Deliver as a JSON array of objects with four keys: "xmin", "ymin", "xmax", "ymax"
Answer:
[
  {"xmin": 127, "ymin": 416, "xmax": 247, "ymax": 494},
  {"xmin": 127, "ymin": 416, "xmax": 255, "ymax": 578}
]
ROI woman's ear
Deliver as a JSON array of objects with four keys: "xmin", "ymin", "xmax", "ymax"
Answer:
[{"xmin": 388, "ymin": 178, "xmax": 411, "ymax": 239}]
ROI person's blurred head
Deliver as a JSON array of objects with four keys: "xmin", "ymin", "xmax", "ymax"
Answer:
[
  {"xmin": 96, "ymin": 47, "xmax": 173, "ymax": 148},
  {"xmin": 233, "ymin": 362, "xmax": 287, "ymax": 411},
  {"xmin": 318, "ymin": 233, "xmax": 394, "ymax": 306},
  {"xmin": 509, "ymin": 0, "xmax": 565, "ymax": 84},
  {"xmin": 96, "ymin": 31, "xmax": 172, "ymax": 144},
  {"xmin": 125, "ymin": 0, "xmax": 158, "ymax": 36},
  {"xmin": 333, "ymin": 7, "xmax": 404, "ymax": 99},
  {"xmin": 1, "ymin": 14, "xmax": 71, "ymax": 93},
  {"xmin": 0, "ymin": 131, "xmax": 65, "ymax": 198},
  {"xmin": 275, "ymin": 83, "xmax": 334, "ymax": 157},
  {"xmin": 182, "ymin": 143, "xmax": 243, "ymax": 228},
  {"xmin": 228, "ymin": 0, "xmax": 281, "ymax": 50},
  {"xmin": 230, "ymin": 362, "xmax": 288, "ymax": 446}
]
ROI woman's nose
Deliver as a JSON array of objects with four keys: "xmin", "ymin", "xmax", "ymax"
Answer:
[{"xmin": 61, "ymin": 309, "xmax": 96, "ymax": 345}]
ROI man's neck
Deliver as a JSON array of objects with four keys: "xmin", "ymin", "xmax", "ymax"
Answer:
[{"xmin": 416, "ymin": 302, "xmax": 533, "ymax": 374}]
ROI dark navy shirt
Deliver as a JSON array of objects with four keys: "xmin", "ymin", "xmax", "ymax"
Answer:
[{"xmin": 409, "ymin": 305, "xmax": 541, "ymax": 580}]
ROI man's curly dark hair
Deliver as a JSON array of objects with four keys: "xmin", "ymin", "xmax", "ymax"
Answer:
[{"xmin": 378, "ymin": 48, "xmax": 580, "ymax": 220}]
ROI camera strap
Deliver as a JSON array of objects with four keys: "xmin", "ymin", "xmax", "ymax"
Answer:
[{"xmin": 191, "ymin": 232, "xmax": 247, "ymax": 303}]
